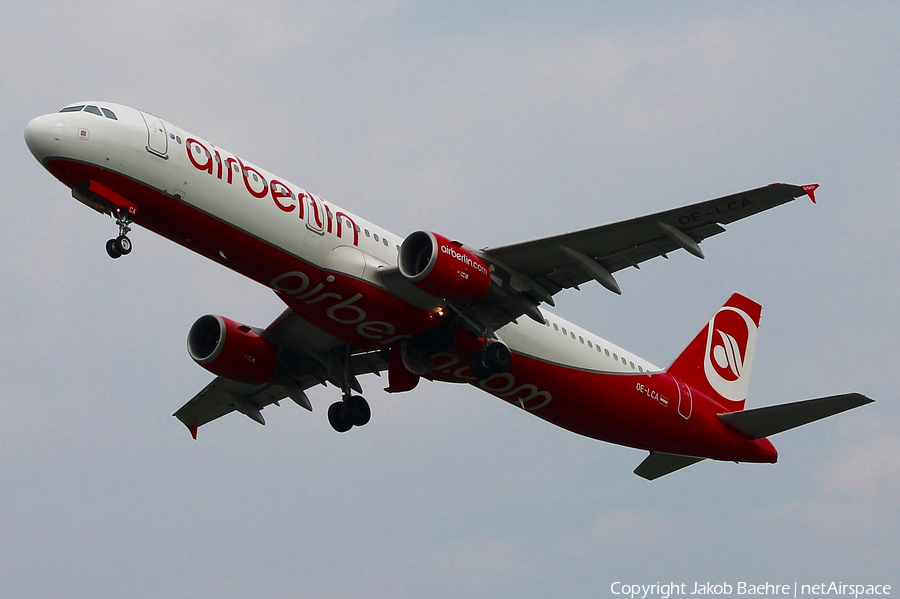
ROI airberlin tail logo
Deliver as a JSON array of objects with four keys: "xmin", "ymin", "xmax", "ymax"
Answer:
[
  {"xmin": 703, "ymin": 306, "xmax": 757, "ymax": 402},
  {"xmin": 712, "ymin": 328, "xmax": 745, "ymax": 382}
]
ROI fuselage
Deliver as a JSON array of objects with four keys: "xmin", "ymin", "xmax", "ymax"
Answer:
[{"xmin": 25, "ymin": 101, "xmax": 777, "ymax": 463}]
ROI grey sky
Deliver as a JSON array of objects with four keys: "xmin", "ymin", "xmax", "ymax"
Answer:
[{"xmin": 1, "ymin": 2, "xmax": 897, "ymax": 597}]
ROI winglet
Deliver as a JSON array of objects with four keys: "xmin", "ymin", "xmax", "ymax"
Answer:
[
  {"xmin": 801, "ymin": 184, "xmax": 819, "ymax": 204},
  {"xmin": 188, "ymin": 424, "xmax": 198, "ymax": 440}
]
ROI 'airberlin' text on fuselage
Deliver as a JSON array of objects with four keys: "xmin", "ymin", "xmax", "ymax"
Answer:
[
  {"xmin": 185, "ymin": 138, "xmax": 359, "ymax": 246},
  {"xmin": 270, "ymin": 270, "xmax": 409, "ymax": 346}
]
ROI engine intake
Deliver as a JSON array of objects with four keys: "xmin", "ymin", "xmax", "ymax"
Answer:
[
  {"xmin": 187, "ymin": 314, "xmax": 278, "ymax": 385},
  {"xmin": 398, "ymin": 231, "xmax": 491, "ymax": 303}
]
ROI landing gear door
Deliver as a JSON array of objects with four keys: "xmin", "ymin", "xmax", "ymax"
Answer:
[{"xmin": 140, "ymin": 111, "xmax": 168, "ymax": 158}]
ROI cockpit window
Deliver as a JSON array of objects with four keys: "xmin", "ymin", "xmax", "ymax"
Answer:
[
  {"xmin": 101, "ymin": 107, "xmax": 117, "ymax": 120},
  {"xmin": 84, "ymin": 105, "xmax": 102, "ymax": 116},
  {"xmin": 59, "ymin": 105, "xmax": 85, "ymax": 113}
]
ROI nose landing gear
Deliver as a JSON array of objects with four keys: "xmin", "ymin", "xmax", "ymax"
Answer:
[{"xmin": 106, "ymin": 206, "xmax": 133, "ymax": 259}]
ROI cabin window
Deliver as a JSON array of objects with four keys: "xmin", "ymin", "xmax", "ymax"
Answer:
[
  {"xmin": 570, "ymin": 332, "xmax": 576, "ymax": 340},
  {"xmin": 630, "ymin": 361, "xmax": 635, "ymax": 369},
  {"xmin": 561, "ymin": 327, "xmax": 567, "ymax": 335},
  {"xmin": 383, "ymin": 238, "xmax": 389, "ymax": 246},
  {"xmin": 365, "ymin": 230, "xmax": 370, "ymax": 237},
  {"xmin": 579, "ymin": 336, "xmax": 584, "ymax": 344},
  {"xmin": 374, "ymin": 234, "xmax": 380, "ymax": 242},
  {"xmin": 622, "ymin": 356, "xmax": 627, "ymax": 365},
  {"xmin": 84, "ymin": 105, "xmax": 102, "ymax": 116},
  {"xmin": 613, "ymin": 353, "xmax": 618, "ymax": 360},
  {"xmin": 638, "ymin": 365, "xmax": 644, "ymax": 373},
  {"xmin": 101, "ymin": 108, "xmax": 117, "ymax": 120},
  {"xmin": 587, "ymin": 340, "xmax": 592, "ymax": 348},
  {"xmin": 553, "ymin": 323, "xmax": 559, "ymax": 331},
  {"xmin": 59, "ymin": 105, "xmax": 85, "ymax": 113}
]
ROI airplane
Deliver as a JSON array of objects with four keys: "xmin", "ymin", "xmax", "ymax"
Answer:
[{"xmin": 24, "ymin": 101, "xmax": 873, "ymax": 480}]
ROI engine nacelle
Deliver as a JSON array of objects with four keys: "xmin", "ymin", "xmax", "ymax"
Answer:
[
  {"xmin": 187, "ymin": 315, "xmax": 279, "ymax": 385},
  {"xmin": 398, "ymin": 231, "xmax": 491, "ymax": 303}
]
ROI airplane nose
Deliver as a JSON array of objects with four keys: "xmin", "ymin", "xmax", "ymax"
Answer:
[{"xmin": 24, "ymin": 114, "xmax": 63, "ymax": 163}]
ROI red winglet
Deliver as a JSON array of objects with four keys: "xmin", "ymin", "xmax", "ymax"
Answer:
[
  {"xmin": 801, "ymin": 183, "xmax": 819, "ymax": 204},
  {"xmin": 188, "ymin": 425, "xmax": 198, "ymax": 440}
]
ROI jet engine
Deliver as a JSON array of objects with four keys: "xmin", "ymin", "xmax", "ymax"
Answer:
[
  {"xmin": 187, "ymin": 315, "xmax": 279, "ymax": 385},
  {"xmin": 398, "ymin": 231, "xmax": 492, "ymax": 303}
]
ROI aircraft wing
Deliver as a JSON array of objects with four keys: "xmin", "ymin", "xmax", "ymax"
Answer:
[
  {"xmin": 173, "ymin": 375, "xmax": 319, "ymax": 437},
  {"xmin": 484, "ymin": 183, "xmax": 817, "ymax": 297},
  {"xmin": 448, "ymin": 183, "xmax": 817, "ymax": 332},
  {"xmin": 173, "ymin": 309, "xmax": 389, "ymax": 438}
]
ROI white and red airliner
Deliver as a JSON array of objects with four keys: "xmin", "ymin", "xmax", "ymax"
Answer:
[{"xmin": 25, "ymin": 101, "xmax": 872, "ymax": 479}]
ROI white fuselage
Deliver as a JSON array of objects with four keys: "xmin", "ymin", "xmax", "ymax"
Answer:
[{"xmin": 26, "ymin": 102, "xmax": 655, "ymax": 377}]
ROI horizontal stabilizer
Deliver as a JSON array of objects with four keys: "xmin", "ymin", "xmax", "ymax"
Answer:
[
  {"xmin": 718, "ymin": 393, "xmax": 873, "ymax": 439},
  {"xmin": 634, "ymin": 451, "xmax": 705, "ymax": 480}
]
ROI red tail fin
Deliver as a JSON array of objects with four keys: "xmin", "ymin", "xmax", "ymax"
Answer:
[{"xmin": 667, "ymin": 294, "xmax": 762, "ymax": 412}]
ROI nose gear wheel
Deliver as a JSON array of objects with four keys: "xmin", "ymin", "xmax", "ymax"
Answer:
[{"xmin": 106, "ymin": 206, "xmax": 133, "ymax": 258}]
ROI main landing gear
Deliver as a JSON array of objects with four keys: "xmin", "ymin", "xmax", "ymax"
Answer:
[
  {"xmin": 327, "ymin": 346, "xmax": 372, "ymax": 433},
  {"xmin": 468, "ymin": 341, "xmax": 512, "ymax": 380},
  {"xmin": 442, "ymin": 305, "xmax": 512, "ymax": 381},
  {"xmin": 327, "ymin": 395, "xmax": 371, "ymax": 433},
  {"xmin": 105, "ymin": 206, "xmax": 133, "ymax": 259}
]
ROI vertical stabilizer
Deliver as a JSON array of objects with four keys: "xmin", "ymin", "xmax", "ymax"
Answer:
[{"xmin": 667, "ymin": 294, "xmax": 762, "ymax": 412}]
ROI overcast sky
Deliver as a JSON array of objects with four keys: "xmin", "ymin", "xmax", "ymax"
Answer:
[{"xmin": 1, "ymin": 2, "xmax": 898, "ymax": 597}]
